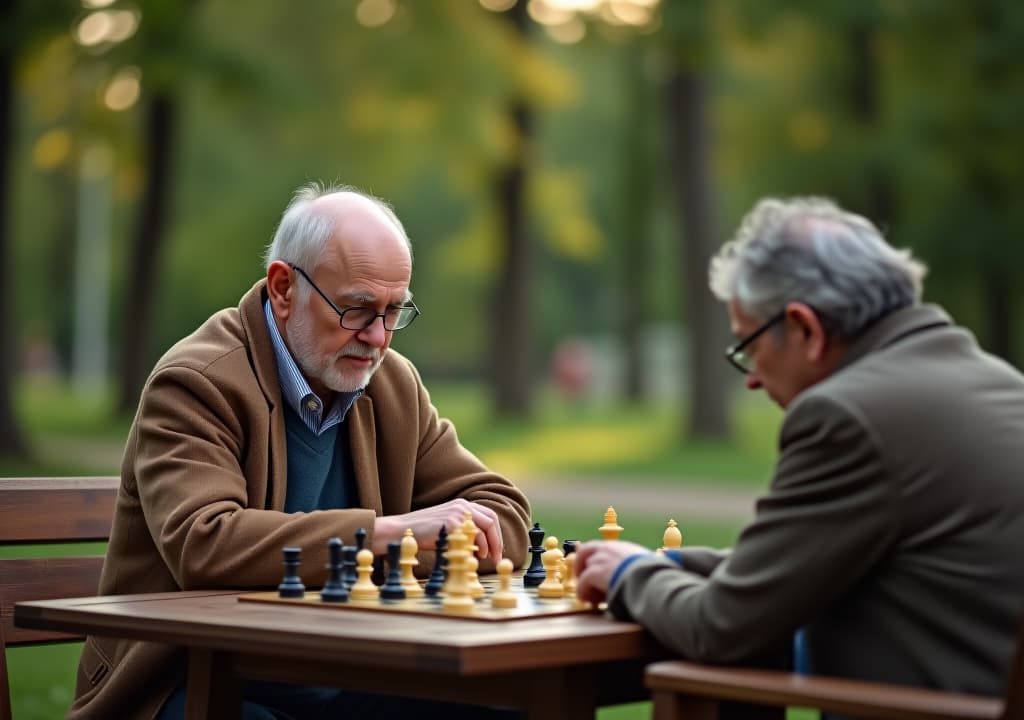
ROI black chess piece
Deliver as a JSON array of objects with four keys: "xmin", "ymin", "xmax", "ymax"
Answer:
[
  {"xmin": 354, "ymin": 527, "xmax": 367, "ymax": 553},
  {"xmin": 321, "ymin": 538, "xmax": 349, "ymax": 603},
  {"xmin": 563, "ymin": 539, "xmax": 579, "ymax": 556},
  {"xmin": 523, "ymin": 522, "xmax": 546, "ymax": 588},
  {"xmin": 278, "ymin": 547, "xmax": 305, "ymax": 598},
  {"xmin": 380, "ymin": 541, "xmax": 406, "ymax": 601},
  {"xmin": 341, "ymin": 545, "xmax": 358, "ymax": 589},
  {"xmin": 424, "ymin": 525, "xmax": 448, "ymax": 597}
]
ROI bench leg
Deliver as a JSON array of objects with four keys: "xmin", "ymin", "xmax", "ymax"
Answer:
[{"xmin": 652, "ymin": 689, "xmax": 717, "ymax": 720}]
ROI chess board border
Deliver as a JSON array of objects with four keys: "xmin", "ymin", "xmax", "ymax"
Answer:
[{"xmin": 237, "ymin": 589, "xmax": 600, "ymax": 622}]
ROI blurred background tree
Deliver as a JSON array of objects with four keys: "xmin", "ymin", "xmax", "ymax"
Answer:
[{"xmin": 1, "ymin": 0, "xmax": 1022, "ymax": 468}]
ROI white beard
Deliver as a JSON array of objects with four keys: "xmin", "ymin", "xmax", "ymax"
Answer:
[{"xmin": 287, "ymin": 306, "xmax": 383, "ymax": 393}]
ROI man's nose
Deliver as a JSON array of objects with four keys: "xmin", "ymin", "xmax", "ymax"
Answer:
[
  {"xmin": 357, "ymin": 316, "xmax": 388, "ymax": 346},
  {"xmin": 745, "ymin": 373, "xmax": 763, "ymax": 391}
]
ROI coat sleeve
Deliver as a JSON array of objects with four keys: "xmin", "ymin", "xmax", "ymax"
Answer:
[{"xmin": 607, "ymin": 393, "xmax": 898, "ymax": 663}]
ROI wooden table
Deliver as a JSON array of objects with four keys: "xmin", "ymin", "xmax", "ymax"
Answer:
[{"xmin": 15, "ymin": 590, "xmax": 659, "ymax": 720}]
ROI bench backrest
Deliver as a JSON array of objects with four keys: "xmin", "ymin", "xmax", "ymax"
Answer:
[{"xmin": 0, "ymin": 476, "xmax": 119, "ymax": 720}]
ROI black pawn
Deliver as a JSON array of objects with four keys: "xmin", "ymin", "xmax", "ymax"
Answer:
[
  {"xmin": 341, "ymin": 545, "xmax": 358, "ymax": 589},
  {"xmin": 563, "ymin": 539, "xmax": 579, "ymax": 556},
  {"xmin": 380, "ymin": 541, "xmax": 406, "ymax": 600},
  {"xmin": 354, "ymin": 527, "xmax": 367, "ymax": 553},
  {"xmin": 424, "ymin": 525, "xmax": 448, "ymax": 597},
  {"xmin": 523, "ymin": 522, "xmax": 546, "ymax": 588},
  {"xmin": 321, "ymin": 538, "xmax": 349, "ymax": 603},
  {"xmin": 278, "ymin": 547, "xmax": 305, "ymax": 598}
]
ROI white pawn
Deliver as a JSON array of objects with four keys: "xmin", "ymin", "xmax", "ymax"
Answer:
[
  {"xmin": 538, "ymin": 536, "xmax": 565, "ymax": 598},
  {"xmin": 561, "ymin": 552, "xmax": 577, "ymax": 597},
  {"xmin": 599, "ymin": 506, "xmax": 623, "ymax": 541},
  {"xmin": 659, "ymin": 518, "xmax": 683, "ymax": 554},
  {"xmin": 441, "ymin": 524, "xmax": 474, "ymax": 613},
  {"xmin": 490, "ymin": 558, "xmax": 518, "ymax": 609},
  {"xmin": 462, "ymin": 514, "xmax": 485, "ymax": 598},
  {"xmin": 349, "ymin": 548, "xmax": 379, "ymax": 600},
  {"xmin": 466, "ymin": 555, "xmax": 485, "ymax": 599},
  {"xmin": 400, "ymin": 528, "xmax": 424, "ymax": 598}
]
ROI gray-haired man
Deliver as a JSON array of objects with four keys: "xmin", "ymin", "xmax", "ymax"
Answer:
[{"xmin": 576, "ymin": 197, "xmax": 1024, "ymax": 699}]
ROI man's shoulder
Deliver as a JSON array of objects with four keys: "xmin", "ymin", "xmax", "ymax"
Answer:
[
  {"xmin": 152, "ymin": 282, "xmax": 267, "ymax": 381},
  {"xmin": 153, "ymin": 306, "xmax": 253, "ymax": 381},
  {"xmin": 367, "ymin": 349, "xmax": 420, "ymax": 392}
]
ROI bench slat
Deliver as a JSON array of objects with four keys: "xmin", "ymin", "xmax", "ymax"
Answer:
[
  {"xmin": 0, "ymin": 478, "xmax": 118, "ymax": 543},
  {"xmin": 0, "ymin": 557, "xmax": 105, "ymax": 645}
]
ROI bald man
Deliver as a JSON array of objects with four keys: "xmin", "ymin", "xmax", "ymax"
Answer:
[{"xmin": 70, "ymin": 183, "xmax": 530, "ymax": 720}]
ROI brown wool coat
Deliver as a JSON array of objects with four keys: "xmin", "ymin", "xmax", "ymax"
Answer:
[{"xmin": 68, "ymin": 280, "xmax": 531, "ymax": 720}]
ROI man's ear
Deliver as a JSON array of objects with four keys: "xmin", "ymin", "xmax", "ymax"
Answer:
[
  {"xmin": 266, "ymin": 261, "xmax": 295, "ymax": 320},
  {"xmin": 785, "ymin": 302, "xmax": 828, "ymax": 362}
]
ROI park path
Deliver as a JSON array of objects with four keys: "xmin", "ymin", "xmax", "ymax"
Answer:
[
  {"xmin": 517, "ymin": 475, "xmax": 757, "ymax": 522},
  {"xmin": 35, "ymin": 436, "xmax": 760, "ymax": 522}
]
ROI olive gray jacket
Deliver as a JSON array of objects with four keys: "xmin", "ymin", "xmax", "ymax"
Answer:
[{"xmin": 610, "ymin": 304, "xmax": 1024, "ymax": 696}]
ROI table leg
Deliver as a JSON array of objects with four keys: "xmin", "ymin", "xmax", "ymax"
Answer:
[
  {"xmin": 185, "ymin": 648, "xmax": 242, "ymax": 720},
  {"xmin": 523, "ymin": 666, "xmax": 597, "ymax": 720}
]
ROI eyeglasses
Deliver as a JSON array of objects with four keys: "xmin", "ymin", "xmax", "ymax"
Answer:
[
  {"xmin": 724, "ymin": 311, "xmax": 785, "ymax": 375},
  {"xmin": 289, "ymin": 264, "xmax": 421, "ymax": 332}
]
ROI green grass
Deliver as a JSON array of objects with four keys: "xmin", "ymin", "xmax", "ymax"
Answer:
[
  {"xmin": 7, "ymin": 643, "xmax": 82, "ymax": 720},
  {"xmin": 599, "ymin": 704, "xmax": 817, "ymax": 720},
  {"xmin": 0, "ymin": 542, "xmax": 107, "ymax": 560},
  {"xmin": 429, "ymin": 382, "xmax": 783, "ymax": 488},
  {"xmin": 6, "ymin": 377, "xmax": 784, "ymax": 485}
]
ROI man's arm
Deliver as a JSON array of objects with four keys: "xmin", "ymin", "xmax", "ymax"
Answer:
[{"xmin": 599, "ymin": 394, "xmax": 896, "ymax": 664}]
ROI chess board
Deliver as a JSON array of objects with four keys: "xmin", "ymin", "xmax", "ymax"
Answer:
[{"xmin": 237, "ymin": 578, "xmax": 600, "ymax": 622}]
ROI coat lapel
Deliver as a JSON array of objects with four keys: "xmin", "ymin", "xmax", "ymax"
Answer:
[
  {"xmin": 238, "ymin": 279, "xmax": 288, "ymax": 509},
  {"xmin": 348, "ymin": 395, "xmax": 383, "ymax": 514}
]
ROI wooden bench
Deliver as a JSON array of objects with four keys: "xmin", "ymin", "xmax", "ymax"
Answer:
[
  {"xmin": 0, "ymin": 476, "xmax": 119, "ymax": 720},
  {"xmin": 645, "ymin": 617, "xmax": 1024, "ymax": 720}
]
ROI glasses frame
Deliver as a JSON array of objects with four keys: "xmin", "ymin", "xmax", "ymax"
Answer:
[
  {"xmin": 289, "ymin": 264, "xmax": 421, "ymax": 332},
  {"xmin": 724, "ymin": 310, "xmax": 785, "ymax": 375}
]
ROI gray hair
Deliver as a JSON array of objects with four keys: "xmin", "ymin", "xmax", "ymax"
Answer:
[
  {"xmin": 262, "ymin": 181, "xmax": 411, "ymax": 278},
  {"xmin": 709, "ymin": 197, "xmax": 927, "ymax": 340}
]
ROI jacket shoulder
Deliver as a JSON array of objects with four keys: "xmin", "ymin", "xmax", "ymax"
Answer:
[{"xmin": 155, "ymin": 307, "xmax": 249, "ymax": 379}]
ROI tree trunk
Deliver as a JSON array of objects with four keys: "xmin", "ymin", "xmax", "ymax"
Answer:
[
  {"xmin": 667, "ymin": 67, "xmax": 730, "ymax": 441},
  {"xmin": 620, "ymin": 41, "xmax": 651, "ymax": 404},
  {"xmin": 489, "ymin": 2, "xmax": 533, "ymax": 419},
  {"xmin": 0, "ymin": 0, "xmax": 28, "ymax": 456},
  {"xmin": 848, "ymin": 22, "xmax": 894, "ymax": 230},
  {"xmin": 117, "ymin": 92, "xmax": 176, "ymax": 414},
  {"xmin": 51, "ymin": 172, "xmax": 77, "ymax": 374}
]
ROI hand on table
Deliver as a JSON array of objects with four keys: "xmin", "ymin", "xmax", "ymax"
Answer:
[
  {"xmin": 574, "ymin": 540, "xmax": 652, "ymax": 605},
  {"xmin": 373, "ymin": 499, "xmax": 503, "ymax": 559}
]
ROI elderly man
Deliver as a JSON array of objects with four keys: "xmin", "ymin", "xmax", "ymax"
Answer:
[
  {"xmin": 576, "ymin": 197, "xmax": 1024, "ymax": 699},
  {"xmin": 70, "ymin": 183, "xmax": 530, "ymax": 720}
]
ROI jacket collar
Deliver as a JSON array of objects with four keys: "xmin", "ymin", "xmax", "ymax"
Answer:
[
  {"xmin": 239, "ymin": 279, "xmax": 282, "ymax": 409},
  {"xmin": 836, "ymin": 303, "xmax": 953, "ymax": 372}
]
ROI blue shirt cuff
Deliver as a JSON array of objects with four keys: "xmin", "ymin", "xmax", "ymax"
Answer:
[
  {"xmin": 610, "ymin": 550, "xmax": 685, "ymax": 592},
  {"xmin": 609, "ymin": 553, "xmax": 646, "ymax": 590},
  {"xmin": 664, "ymin": 549, "xmax": 685, "ymax": 567}
]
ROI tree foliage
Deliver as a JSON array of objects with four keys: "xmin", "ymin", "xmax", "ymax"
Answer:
[{"xmin": 2, "ymin": 0, "xmax": 1023, "ymax": 460}]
